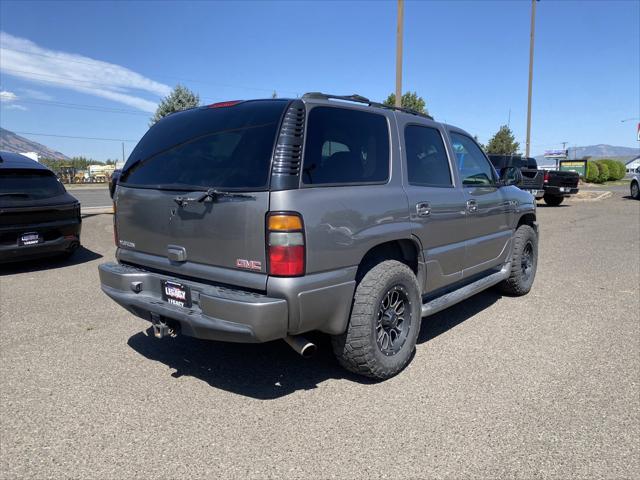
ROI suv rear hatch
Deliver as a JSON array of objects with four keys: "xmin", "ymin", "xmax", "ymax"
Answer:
[{"xmin": 116, "ymin": 100, "xmax": 290, "ymax": 291}]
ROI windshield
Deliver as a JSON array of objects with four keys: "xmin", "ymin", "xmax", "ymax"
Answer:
[
  {"xmin": 120, "ymin": 100, "xmax": 288, "ymax": 191},
  {"xmin": 0, "ymin": 169, "xmax": 65, "ymax": 200}
]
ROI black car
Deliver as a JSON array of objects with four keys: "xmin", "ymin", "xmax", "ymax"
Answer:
[{"xmin": 0, "ymin": 151, "xmax": 81, "ymax": 263}]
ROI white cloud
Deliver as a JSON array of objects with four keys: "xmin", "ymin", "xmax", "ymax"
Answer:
[
  {"xmin": 0, "ymin": 90, "xmax": 18, "ymax": 102},
  {"xmin": 20, "ymin": 88, "xmax": 54, "ymax": 101},
  {"xmin": 5, "ymin": 104, "xmax": 27, "ymax": 111},
  {"xmin": 0, "ymin": 32, "xmax": 171, "ymax": 112}
]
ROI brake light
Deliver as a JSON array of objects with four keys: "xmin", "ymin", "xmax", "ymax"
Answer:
[
  {"xmin": 267, "ymin": 212, "xmax": 305, "ymax": 276},
  {"xmin": 208, "ymin": 100, "xmax": 242, "ymax": 108},
  {"xmin": 113, "ymin": 201, "xmax": 118, "ymax": 247},
  {"xmin": 544, "ymin": 171, "xmax": 549, "ymax": 183}
]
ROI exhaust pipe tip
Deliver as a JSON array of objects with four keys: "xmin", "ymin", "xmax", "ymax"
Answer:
[{"xmin": 284, "ymin": 335, "xmax": 317, "ymax": 358}]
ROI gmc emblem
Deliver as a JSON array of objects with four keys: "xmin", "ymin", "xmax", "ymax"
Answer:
[{"xmin": 236, "ymin": 259, "xmax": 262, "ymax": 271}]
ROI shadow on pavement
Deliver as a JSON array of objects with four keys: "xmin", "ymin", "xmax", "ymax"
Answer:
[
  {"xmin": 127, "ymin": 289, "xmax": 502, "ymax": 399},
  {"xmin": 0, "ymin": 246, "xmax": 102, "ymax": 275}
]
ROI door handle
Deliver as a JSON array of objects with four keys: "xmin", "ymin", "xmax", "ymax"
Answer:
[
  {"xmin": 466, "ymin": 199, "xmax": 478, "ymax": 213},
  {"xmin": 416, "ymin": 202, "xmax": 431, "ymax": 217}
]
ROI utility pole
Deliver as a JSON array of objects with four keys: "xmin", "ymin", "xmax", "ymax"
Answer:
[
  {"xmin": 395, "ymin": 0, "xmax": 404, "ymax": 108},
  {"xmin": 525, "ymin": 0, "xmax": 538, "ymax": 158}
]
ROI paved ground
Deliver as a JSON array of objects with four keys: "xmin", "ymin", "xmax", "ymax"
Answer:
[
  {"xmin": 1, "ymin": 193, "xmax": 638, "ymax": 479},
  {"xmin": 66, "ymin": 186, "xmax": 111, "ymax": 209}
]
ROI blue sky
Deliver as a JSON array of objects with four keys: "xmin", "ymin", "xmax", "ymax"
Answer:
[{"xmin": 1, "ymin": 0, "xmax": 638, "ymax": 161}]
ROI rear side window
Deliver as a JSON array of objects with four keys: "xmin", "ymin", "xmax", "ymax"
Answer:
[
  {"xmin": 450, "ymin": 132, "xmax": 497, "ymax": 186},
  {"xmin": 404, "ymin": 125, "xmax": 452, "ymax": 187},
  {"xmin": 0, "ymin": 169, "xmax": 65, "ymax": 200},
  {"xmin": 120, "ymin": 100, "xmax": 288, "ymax": 190},
  {"xmin": 302, "ymin": 107, "xmax": 389, "ymax": 185}
]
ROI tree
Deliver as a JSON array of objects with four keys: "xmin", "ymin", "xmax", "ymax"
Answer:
[
  {"xmin": 485, "ymin": 125, "xmax": 520, "ymax": 155},
  {"xmin": 474, "ymin": 135, "xmax": 486, "ymax": 151},
  {"xmin": 150, "ymin": 84, "xmax": 200, "ymax": 125},
  {"xmin": 383, "ymin": 91, "xmax": 428, "ymax": 115},
  {"xmin": 271, "ymin": 90, "xmax": 278, "ymax": 99}
]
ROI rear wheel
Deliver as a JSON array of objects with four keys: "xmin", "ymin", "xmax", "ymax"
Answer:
[
  {"xmin": 543, "ymin": 194, "xmax": 564, "ymax": 206},
  {"xmin": 631, "ymin": 181, "xmax": 640, "ymax": 200},
  {"xmin": 498, "ymin": 225, "xmax": 538, "ymax": 296},
  {"xmin": 332, "ymin": 260, "xmax": 421, "ymax": 380}
]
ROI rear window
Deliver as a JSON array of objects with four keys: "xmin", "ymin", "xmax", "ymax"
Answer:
[
  {"xmin": 302, "ymin": 107, "xmax": 390, "ymax": 185},
  {"xmin": 0, "ymin": 169, "xmax": 65, "ymax": 200},
  {"xmin": 120, "ymin": 100, "xmax": 288, "ymax": 190},
  {"xmin": 404, "ymin": 125, "xmax": 452, "ymax": 187}
]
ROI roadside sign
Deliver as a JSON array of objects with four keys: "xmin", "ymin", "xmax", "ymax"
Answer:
[
  {"xmin": 559, "ymin": 160, "xmax": 587, "ymax": 177},
  {"xmin": 544, "ymin": 149, "xmax": 568, "ymax": 159}
]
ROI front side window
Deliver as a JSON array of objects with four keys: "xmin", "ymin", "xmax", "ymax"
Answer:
[
  {"xmin": 404, "ymin": 125, "xmax": 452, "ymax": 187},
  {"xmin": 302, "ymin": 107, "xmax": 389, "ymax": 185},
  {"xmin": 450, "ymin": 132, "xmax": 496, "ymax": 186}
]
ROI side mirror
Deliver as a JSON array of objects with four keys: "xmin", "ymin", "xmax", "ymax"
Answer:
[{"xmin": 499, "ymin": 166, "xmax": 522, "ymax": 187}]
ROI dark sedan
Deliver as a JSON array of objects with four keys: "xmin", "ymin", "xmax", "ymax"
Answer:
[{"xmin": 0, "ymin": 151, "xmax": 81, "ymax": 263}]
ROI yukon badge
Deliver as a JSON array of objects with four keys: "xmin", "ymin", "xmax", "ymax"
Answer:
[
  {"xmin": 118, "ymin": 239, "xmax": 135, "ymax": 248},
  {"xmin": 236, "ymin": 259, "xmax": 262, "ymax": 271}
]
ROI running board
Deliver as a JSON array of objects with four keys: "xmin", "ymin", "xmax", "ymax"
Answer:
[{"xmin": 421, "ymin": 263, "xmax": 511, "ymax": 318}]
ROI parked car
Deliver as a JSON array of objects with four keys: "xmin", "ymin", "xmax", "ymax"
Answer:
[
  {"xmin": 488, "ymin": 154, "xmax": 544, "ymax": 200},
  {"xmin": 630, "ymin": 167, "xmax": 640, "ymax": 200},
  {"xmin": 0, "ymin": 151, "xmax": 81, "ymax": 263},
  {"xmin": 541, "ymin": 168, "xmax": 579, "ymax": 206},
  {"xmin": 99, "ymin": 93, "xmax": 538, "ymax": 379}
]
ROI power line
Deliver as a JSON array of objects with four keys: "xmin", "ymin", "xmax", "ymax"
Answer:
[
  {"xmin": 1, "ymin": 98, "xmax": 149, "ymax": 115},
  {"xmin": 11, "ymin": 131, "xmax": 138, "ymax": 142}
]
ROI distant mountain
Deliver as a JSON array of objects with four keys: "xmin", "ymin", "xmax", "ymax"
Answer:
[
  {"xmin": 0, "ymin": 128, "xmax": 69, "ymax": 160},
  {"xmin": 535, "ymin": 144, "xmax": 640, "ymax": 165}
]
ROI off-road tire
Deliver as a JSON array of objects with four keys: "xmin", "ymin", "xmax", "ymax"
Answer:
[
  {"xmin": 543, "ymin": 194, "xmax": 564, "ymax": 206},
  {"xmin": 498, "ymin": 224, "xmax": 538, "ymax": 296},
  {"xmin": 631, "ymin": 181, "xmax": 640, "ymax": 200},
  {"xmin": 331, "ymin": 260, "xmax": 421, "ymax": 380}
]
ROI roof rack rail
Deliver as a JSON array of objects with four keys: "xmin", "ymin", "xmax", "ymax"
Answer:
[{"xmin": 302, "ymin": 92, "xmax": 433, "ymax": 120}]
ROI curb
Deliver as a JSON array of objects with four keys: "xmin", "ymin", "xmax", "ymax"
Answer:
[{"xmin": 81, "ymin": 206, "xmax": 113, "ymax": 215}]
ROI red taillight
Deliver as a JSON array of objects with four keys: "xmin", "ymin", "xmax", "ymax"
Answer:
[
  {"xmin": 208, "ymin": 100, "xmax": 242, "ymax": 108},
  {"xmin": 113, "ymin": 202, "xmax": 118, "ymax": 246},
  {"xmin": 544, "ymin": 171, "xmax": 549, "ymax": 183},
  {"xmin": 267, "ymin": 213, "xmax": 305, "ymax": 277}
]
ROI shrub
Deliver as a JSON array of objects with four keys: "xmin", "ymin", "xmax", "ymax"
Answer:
[
  {"xmin": 595, "ymin": 161, "xmax": 610, "ymax": 183},
  {"xmin": 585, "ymin": 161, "xmax": 600, "ymax": 183},
  {"xmin": 597, "ymin": 159, "xmax": 626, "ymax": 181}
]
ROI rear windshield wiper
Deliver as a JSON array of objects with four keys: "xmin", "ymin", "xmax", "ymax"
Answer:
[{"xmin": 174, "ymin": 188, "xmax": 254, "ymax": 207}]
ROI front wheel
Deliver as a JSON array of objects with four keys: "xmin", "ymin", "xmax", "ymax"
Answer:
[
  {"xmin": 631, "ymin": 181, "xmax": 640, "ymax": 200},
  {"xmin": 498, "ymin": 225, "xmax": 538, "ymax": 296},
  {"xmin": 543, "ymin": 194, "xmax": 564, "ymax": 206},
  {"xmin": 332, "ymin": 260, "xmax": 421, "ymax": 380}
]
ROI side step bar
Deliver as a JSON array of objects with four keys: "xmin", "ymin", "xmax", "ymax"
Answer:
[{"xmin": 421, "ymin": 263, "xmax": 511, "ymax": 318}]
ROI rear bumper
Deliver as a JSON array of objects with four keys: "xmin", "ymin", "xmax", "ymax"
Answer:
[
  {"xmin": 0, "ymin": 220, "xmax": 81, "ymax": 263},
  {"xmin": 543, "ymin": 186, "xmax": 579, "ymax": 196},
  {"xmin": 98, "ymin": 262, "xmax": 356, "ymax": 343}
]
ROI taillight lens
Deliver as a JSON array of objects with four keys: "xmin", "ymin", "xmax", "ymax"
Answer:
[
  {"xmin": 544, "ymin": 171, "xmax": 549, "ymax": 183},
  {"xmin": 208, "ymin": 100, "xmax": 242, "ymax": 108},
  {"xmin": 113, "ymin": 201, "xmax": 118, "ymax": 246},
  {"xmin": 267, "ymin": 213, "xmax": 305, "ymax": 276}
]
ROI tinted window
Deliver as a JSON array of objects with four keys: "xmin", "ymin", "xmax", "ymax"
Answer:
[
  {"xmin": 0, "ymin": 169, "xmax": 65, "ymax": 200},
  {"xmin": 405, "ymin": 125, "xmax": 452, "ymax": 187},
  {"xmin": 121, "ymin": 100, "xmax": 287, "ymax": 190},
  {"xmin": 450, "ymin": 133, "xmax": 496, "ymax": 186},
  {"xmin": 302, "ymin": 107, "xmax": 389, "ymax": 185}
]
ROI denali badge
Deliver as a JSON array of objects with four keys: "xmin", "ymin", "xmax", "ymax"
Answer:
[
  {"xmin": 236, "ymin": 259, "xmax": 262, "ymax": 271},
  {"xmin": 119, "ymin": 239, "xmax": 135, "ymax": 248}
]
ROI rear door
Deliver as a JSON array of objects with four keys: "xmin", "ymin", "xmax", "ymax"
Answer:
[
  {"xmin": 116, "ymin": 100, "xmax": 289, "ymax": 291},
  {"xmin": 448, "ymin": 131, "xmax": 513, "ymax": 277},
  {"xmin": 399, "ymin": 119, "xmax": 467, "ymax": 293}
]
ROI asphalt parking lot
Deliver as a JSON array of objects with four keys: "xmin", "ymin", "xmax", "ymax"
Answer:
[{"xmin": 1, "ymin": 195, "xmax": 638, "ymax": 479}]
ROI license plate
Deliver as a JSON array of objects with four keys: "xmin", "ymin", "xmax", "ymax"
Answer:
[
  {"xmin": 161, "ymin": 281, "xmax": 192, "ymax": 308},
  {"xmin": 19, "ymin": 232, "xmax": 42, "ymax": 246},
  {"xmin": 530, "ymin": 190, "xmax": 538, "ymax": 195}
]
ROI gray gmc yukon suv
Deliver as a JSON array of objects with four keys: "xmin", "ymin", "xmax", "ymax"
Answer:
[{"xmin": 99, "ymin": 93, "xmax": 538, "ymax": 379}]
